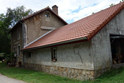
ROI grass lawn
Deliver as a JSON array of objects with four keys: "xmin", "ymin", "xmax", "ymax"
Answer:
[{"xmin": 0, "ymin": 63, "xmax": 124, "ymax": 83}]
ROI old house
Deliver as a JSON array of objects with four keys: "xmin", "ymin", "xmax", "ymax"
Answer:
[
  {"xmin": 11, "ymin": 2, "xmax": 124, "ymax": 80},
  {"xmin": 10, "ymin": 5, "xmax": 67, "ymax": 66}
]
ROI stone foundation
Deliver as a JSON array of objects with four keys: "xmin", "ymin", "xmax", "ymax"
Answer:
[
  {"xmin": 24, "ymin": 63, "xmax": 95, "ymax": 80},
  {"xmin": 24, "ymin": 63, "xmax": 110, "ymax": 80}
]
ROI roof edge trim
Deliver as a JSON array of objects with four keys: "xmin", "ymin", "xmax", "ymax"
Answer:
[
  {"xmin": 87, "ymin": 2, "xmax": 124, "ymax": 40},
  {"xmin": 24, "ymin": 29, "xmax": 55, "ymax": 48},
  {"xmin": 23, "ymin": 36, "xmax": 88, "ymax": 51}
]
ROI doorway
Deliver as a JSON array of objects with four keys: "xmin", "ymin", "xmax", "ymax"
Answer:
[{"xmin": 110, "ymin": 34, "xmax": 124, "ymax": 64}]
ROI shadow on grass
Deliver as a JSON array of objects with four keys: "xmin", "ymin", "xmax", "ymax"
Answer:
[{"xmin": 99, "ymin": 67, "xmax": 124, "ymax": 79}]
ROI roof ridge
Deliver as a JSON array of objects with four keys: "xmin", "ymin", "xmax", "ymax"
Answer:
[
  {"xmin": 21, "ymin": 6, "xmax": 68, "ymax": 24},
  {"xmin": 10, "ymin": 5, "xmax": 67, "ymax": 32},
  {"xmin": 22, "ymin": 6, "xmax": 50, "ymax": 21}
]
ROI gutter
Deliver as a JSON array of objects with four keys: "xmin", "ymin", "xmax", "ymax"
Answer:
[
  {"xmin": 24, "ymin": 29, "xmax": 55, "ymax": 48},
  {"xmin": 23, "ymin": 36, "xmax": 88, "ymax": 51}
]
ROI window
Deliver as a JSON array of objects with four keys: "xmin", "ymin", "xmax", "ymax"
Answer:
[
  {"xmin": 51, "ymin": 47, "xmax": 57, "ymax": 62},
  {"xmin": 45, "ymin": 12, "xmax": 50, "ymax": 18},
  {"xmin": 17, "ymin": 45, "xmax": 20, "ymax": 56},
  {"xmin": 27, "ymin": 52, "xmax": 31, "ymax": 58}
]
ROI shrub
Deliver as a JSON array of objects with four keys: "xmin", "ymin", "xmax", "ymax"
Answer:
[
  {"xmin": 4, "ymin": 53, "xmax": 16, "ymax": 66},
  {"xmin": 0, "ymin": 53, "xmax": 5, "ymax": 62}
]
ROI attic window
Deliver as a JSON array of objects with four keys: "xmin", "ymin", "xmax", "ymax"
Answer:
[
  {"xmin": 45, "ymin": 12, "xmax": 50, "ymax": 18},
  {"xmin": 51, "ymin": 47, "xmax": 57, "ymax": 62}
]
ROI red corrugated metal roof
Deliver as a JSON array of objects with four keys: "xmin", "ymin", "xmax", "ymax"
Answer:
[{"xmin": 24, "ymin": 2, "xmax": 124, "ymax": 50}]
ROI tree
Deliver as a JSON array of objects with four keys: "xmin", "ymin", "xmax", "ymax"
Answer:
[
  {"xmin": 0, "ymin": 14, "xmax": 10, "ymax": 53},
  {"xmin": 110, "ymin": 4, "xmax": 115, "ymax": 7},
  {"xmin": 110, "ymin": 0, "xmax": 124, "ymax": 7},
  {"xmin": 121, "ymin": 0, "xmax": 124, "ymax": 2},
  {"xmin": 0, "ymin": 6, "xmax": 33, "ymax": 54},
  {"xmin": 6, "ymin": 6, "xmax": 33, "ymax": 28}
]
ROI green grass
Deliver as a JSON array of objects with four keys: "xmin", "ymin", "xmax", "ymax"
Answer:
[{"xmin": 0, "ymin": 63, "xmax": 124, "ymax": 83}]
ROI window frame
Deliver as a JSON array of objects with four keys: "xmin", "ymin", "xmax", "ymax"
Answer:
[
  {"xmin": 51, "ymin": 47, "xmax": 57, "ymax": 62},
  {"xmin": 45, "ymin": 12, "xmax": 50, "ymax": 18},
  {"xmin": 26, "ymin": 52, "xmax": 32, "ymax": 58},
  {"xmin": 17, "ymin": 45, "xmax": 20, "ymax": 56}
]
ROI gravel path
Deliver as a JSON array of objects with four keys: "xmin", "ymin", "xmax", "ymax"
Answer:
[{"xmin": 0, "ymin": 74, "xmax": 26, "ymax": 83}]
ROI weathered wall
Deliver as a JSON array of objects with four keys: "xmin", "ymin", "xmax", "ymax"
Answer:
[
  {"xmin": 11, "ymin": 24, "xmax": 23, "ymax": 64},
  {"xmin": 91, "ymin": 9, "xmax": 124, "ymax": 72},
  {"xmin": 22, "ymin": 7, "xmax": 124, "ymax": 80},
  {"xmin": 24, "ymin": 41, "xmax": 94, "ymax": 80},
  {"xmin": 23, "ymin": 9, "xmax": 124, "ymax": 80},
  {"xmin": 11, "ymin": 9, "xmax": 66, "ymax": 66},
  {"xmin": 24, "ymin": 10, "xmax": 66, "ymax": 45},
  {"xmin": 24, "ymin": 41, "xmax": 94, "ymax": 69}
]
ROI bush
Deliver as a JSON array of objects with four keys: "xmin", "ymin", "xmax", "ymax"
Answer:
[
  {"xmin": 4, "ymin": 53, "xmax": 16, "ymax": 66},
  {"xmin": 0, "ymin": 53, "xmax": 5, "ymax": 62}
]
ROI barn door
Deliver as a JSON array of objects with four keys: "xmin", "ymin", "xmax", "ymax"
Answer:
[{"xmin": 110, "ymin": 34, "xmax": 124, "ymax": 64}]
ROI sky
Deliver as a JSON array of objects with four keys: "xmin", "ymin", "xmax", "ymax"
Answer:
[{"xmin": 0, "ymin": 0, "xmax": 121, "ymax": 23}]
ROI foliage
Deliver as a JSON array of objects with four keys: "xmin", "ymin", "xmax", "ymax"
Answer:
[
  {"xmin": 0, "ymin": 6, "xmax": 33, "ymax": 54},
  {"xmin": 0, "ymin": 53, "xmax": 16, "ymax": 66},
  {"xmin": 120, "ymin": 0, "xmax": 124, "ymax": 2},
  {"xmin": 0, "ymin": 53, "xmax": 4, "ymax": 61},
  {"xmin": 110, "ymin": 4, "xmax": 115, "ymax": 7},
  {"xmin": 110, "ymin": 0, "xmax": 124, "ymax": 7},
  {"xmin": 4, "ymin": 53, "xmax": 15, "ymax": 62},
  {"xmin": 0, "ymin": 13, "xmax": 10, "ymax": 53},
  {"xmin": 0, "ymin": 53, "xmax": 4, "ymax": 57},
  {"xmin": 6, "ymin": 6, "xmax": 33, "ymax": 28}
]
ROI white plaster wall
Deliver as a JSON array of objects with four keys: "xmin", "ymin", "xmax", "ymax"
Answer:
[
  {"xmin": 91, "ymin": 9, "xmax": 124, "ymax": 70},
  {"xmin": 24, "ymin": 41, "xmax": 94, "ymax": 70}
]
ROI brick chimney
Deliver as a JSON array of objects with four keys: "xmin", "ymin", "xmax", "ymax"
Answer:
[{"xmin": 52, "ymin": 5, "xmax": 58, "ymax": 15}]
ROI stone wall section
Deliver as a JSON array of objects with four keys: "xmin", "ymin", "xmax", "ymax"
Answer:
[{"xmin": 24, "ymin": 63, "xmax": 95, "ymax": 80}]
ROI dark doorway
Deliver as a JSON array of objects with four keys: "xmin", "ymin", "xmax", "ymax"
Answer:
[{"xmin": 110, "ymin": 34, "xmax": 124, "ymax": 64}]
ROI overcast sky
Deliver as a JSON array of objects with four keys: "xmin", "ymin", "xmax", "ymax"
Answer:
[{"xmin": 0, "ymin": 0, "xmax": 121, "ymax": 23}]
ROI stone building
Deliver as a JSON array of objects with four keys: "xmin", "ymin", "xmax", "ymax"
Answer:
[
  {"xmin": 11, "ymin": 2, "xmax": 124, "ymax": 80},
  {"xmin": 10, "ymin": 5, "xmax": 67, "ymax": 66}
]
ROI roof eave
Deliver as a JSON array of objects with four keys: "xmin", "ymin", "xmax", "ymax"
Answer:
[
  {"xmin": 9, "ymin": 20, "xmax": 23, "ymax": 33},
  {"xmin": 23, "ymin": 36, "xmax": 88, "ymax": 51}
]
